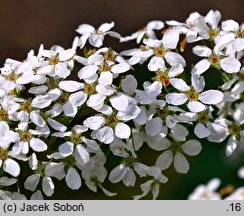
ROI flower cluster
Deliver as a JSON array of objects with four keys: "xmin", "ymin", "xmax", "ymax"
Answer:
[{"xmin": 0, "ymin": 10, "xmax": 243, "ymax": 200}]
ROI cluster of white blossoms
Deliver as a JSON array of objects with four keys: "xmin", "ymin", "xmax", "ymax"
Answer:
[{"xmin": 0, "ymin": 10, "xmax": 243, "ymax": 200}]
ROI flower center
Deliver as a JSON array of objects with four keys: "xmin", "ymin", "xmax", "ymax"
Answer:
[
  {"xmin": 49, "ymin": 54, "xmax": 60, "ymax": 65},
  {"xmin": 154, "ymin": 46, "xmax": 167, "ymax": 57},
  {"xmin": 64, "ymin": 156, "xmax": 76, "ymax": 167},
  {"xmin": 0, "ymin": 109, "xmax": 8, "ymax": 121},
  {"xmin": 36, "ymin": 163, "xmax": 45, "ymax": 177},
  {"xmin": 236, "ymin": 30, "xmax": 244, "ymax": 38},
  {"xmin": 47, "ymin": 78, "xmax": 59, "ymax": 89},
  {"xmin": 59, "ymin": 94, "xmax": 68, "ymax": 105},
  {"xmin": 123, "ymin": 156, "xmax": 136, "ymax": 167},
  {"xmin": 156, "ymin": 70, "xmax": 170, "ymax": 87},
  {"xmin": 186, "ymin": 90, "xmax": 199, "ymax": 101},
  {"xmin": 6, "ymin": 73, "xmax": 18, "ymax": 82},
  {"xmin": 198, "ymin": 112, "xmax": 209, "ymax": 124},
  {"xmin": 83, "ymin": 83, "xmax": 96, "ymax": 95},
  {"xmin": 106, "ymin": 115, "xmax": 118, "ymax": 127},
  {"xmin": 208, "ymin": 30, "xmax": 219, "ymax": 39},
  {"xmin": 0, "ymin": 148, "xmax": 8, "ymax": 160},
  {"xmin": 21, "ymin": 101, "xmax": 33, "ymax": 112},
  {"xmin": 99, "ymin": 61, "xmax": 111, "ymax": 72},
  {"xmin": 228, "ymin": 124, "xmax": 240, "ymax": 136},
  {"xmin": 157, "ymin": 107, "xmax": 169, "ymax": 119},
  {"xmin": 209, "ymin": 55, "xmax": 220, "ymax": 65},
  {"xmin": 103, "ymin": 50, "xmax": 116, "ymax": 62},
  {"xmin": 21, "ymin": 131, "xmax": 32, "ymax": 142},
  {"xmin": 171, "ymin": 141, "xmax": 182, "ymax": 153},
  {"xmin": 71, "ymin": 133, "xmax": 81, "ymax": 145}
]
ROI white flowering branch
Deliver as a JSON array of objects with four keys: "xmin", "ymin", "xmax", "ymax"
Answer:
[{"xmin": 0, "ymin": 10, "xmax": 243, "ymax": 200}]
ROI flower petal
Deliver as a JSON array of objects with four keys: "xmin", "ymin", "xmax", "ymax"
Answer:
[
  {"xmin": 115, "ymin": 122, "xmax": 131, "ymax": 139},
  {"xmin": 182, "ymin": 140, "xmax": 202, "ymax": 156},
  {"xmin": 173, "ymin": 152, "xmax": 189, "ymax": 174}
]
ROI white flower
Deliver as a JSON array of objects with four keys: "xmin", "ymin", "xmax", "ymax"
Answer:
[
  {"xmin": 133, "ymin": 166, "xmax": 168, "ymax": 200},
  {"xmin": 76, "ymin": 22, "xmax": 120, "ymax": 48},
  {"xmin": 51, "ymin": 125, "xmax": 96, "ymax": 166},
  {"xmin": 166, "ymin": 74, "xmax": 224, "ymax": 113},
  {"xmin": 191, "ymin": 45, "xmax": 241, "ymax": 74},
  {"xmin": 156, "ymin": 138, "xmax": 202, "ymax": 173},
  {"xmin": 0, "ymin": 148, "xmax": 20, "ymax": 177},
  {"xmin": 0, "ymin": 121, "xmax": 19, "ymax": 149},
  {"xmin": 120, "ymin": 20, "xmax": 164, "ymax": 43},
  {"xmin": 85, "ymin": 93, "xmax": 140, "ymax": 144},
  {"xmin": 188, "ymin": 178, "xmax": 221, "ymax": 200}
]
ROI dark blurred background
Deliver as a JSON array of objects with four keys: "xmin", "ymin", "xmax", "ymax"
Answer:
[{"xmin": 0, "ymin": 0, "xmax": 243, "ymax": 199}]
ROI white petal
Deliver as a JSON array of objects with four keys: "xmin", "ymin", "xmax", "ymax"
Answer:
[
  {"xmin": 170, "ymin": 78, "xmax": 191, "ymax": 91},
  {"xmin": 83, "ymin": 116, "xmax": 105, "ymax": 130},
  {"xmin": 96, "ymin": 126, "xmax": 114, "ymax": 144},
  {"xmin": 98, "ymin": 71, "xmax": 113, "ymax": 86},
  {"xmin": 144, "ymin": 81, "xmax": 162, "ymax": 97},
  {"xmin": 111, "ymin": 62, "xmax": 130, "ymax": 74},
  {"xmin": 108, "ymin": 164, "xmax": 126, "ymax": 183},
  {"xmin": 0, "ymin": 177, "xmax": 17, "ymax": 186},
  {"xmin": 59, "ymin": 81, "xmax": 83, "ymax": 92},
  {"xmin": 3, "ymin": 159, "xmax": 20, "ymax": 177},
  {"xmin": 48, "ymin": 118, "xmax": 67, "ymax": 132},
  {"xmin": 148, "ymin": 56, "xmax": 166, "ymax": 71},
  {"xmin": 145, "ymin": 117, "xmax": 162, "ymax": 136},
  {"xmin": 199, "ymin": 90, "xmax": 224, "ymax": 104},
  {"xmin": 123, "ymin": 168, "xmax": 136, "ymax": 187},
  {"xmin": 30, "ymin": 190, "xmax": 44, "ymax": 200},
  {"xmin": 87, "ymin": 93, "xmax": 106, "ymax": 109},
  {"xmin": 78, "ymin": 65, "xmax": 98, "ymax": 79},
  {"xmin": 31, "ymin": 95, "xmax": 52, "ymax": 109},
  {"xmin": 96, "ymin": 85, "xmax": 116, "ymax": 96},
  {"xmin": 76, "ymin": 24, "xmax": 94, "ymax": 34},
  {"xmin": 59, "ymin": 142, "xmax": 74, "ymax": 157},
  {"xmin": 28, "ymin": 85, "xmax": 48, "ymax": 94},
  {"xmin": 191, "ymin": 74, "xmax": 205, "ymax": 92},
  {"xmin": 59, "ymin": 49, "xmax": 76, "ymax": 61},
  {"xmin": 42, "ymin": 176, "xmax": 54, "ymax": 197},
  {"xmin": 69, "ymin": 91, "xmax": 87, "ymax": 107},
  {"xmin": 191, "ymin": 59, "xmax": 211, "ymax": 75},
  {"xmin": 98, "ymin": 22, "xmax": 114, "ymax": 32},
  {"xmin": 122, "ymin": 75, "xmax": 137, "ymax": 95},
  {"xmin": 156, "ymin": 150, "xmax": 173, "ymax": 170},
  {"xmin": 74, "ymin": 145, "xmax": 90, "ymax": 165},
  {"xmin": 24, "ymin": 174, "xmax": 40, "ymax": 191},
  {"xmin": 182, "ymin": 140, "xmax": 202, "ymax": 156},
  {"xmin": 30, "ymin": 138, "xmax": 47, "ymax": 152},
  {"xmin": 168, "ymin": 64, "xmax": 184, "ymax": 78},
  {"xmin": 220, "ymin": 57, "xmax": 241, "ymax": 73},
  {"xmin": 82, "ymin": 137, "xmax": 99, "ymax": 150},
  {"xmin": 166, "ymin": 93, "xmax": 187, "ymax": 105},
  {"xmin": 45, "ymin": 162, "xmax": 65, "ymax": 180},
  {"xmin": 165, "ymin": 52, "xmax": 186, "ymax": 67},
  {"xmin": 194, "ymin": 123, "xmax": 211, "ymax": 138},
  {"xmin": 115, "ymin": 122, "xmax": 131, "ymax": 139},
  {"xmin": 147, "ymin": 20, "xmax": 164, "ymax": 30},
  {"xmin": 187, "ymin": 101, "xmax": 206, "ymax": 113},
  {"xmin": 63, "ymin": 102, "xmax": 77, "ymax": 117},
  {"xmin": 174, "ymin": 152, "xmax": 189, "ymax": 174},
  {"xmin": 171, "ymin": 124, "xmax": 189, "ymax": 141},
  {"xmin": 110, "ymin": 94, "xmax": 129, "ymax": 111},
  {"xmin": 226, "ymin": 136, "xmax": 237, "ymax": 156},
  {"xmin": 89, "ymin": 34, "xmax": 104, "ymax": 47},
  {"xmin": 221, "ymin": 20, "xmax": 239, "ymax": 31},
  {"xmin": 65, "ymin": 167, "xmax": 82, "ymax": 190},
  {"xmin": 30, "ymin": 111, "xmax": 45, "ymax": 127},
  {"xmin": 162, "ymin": 29, "xmax": 179, "ymax": 49},
  {"xmin": 193, "ymin": 45, "xmax": 212, "ymax": 57}
]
